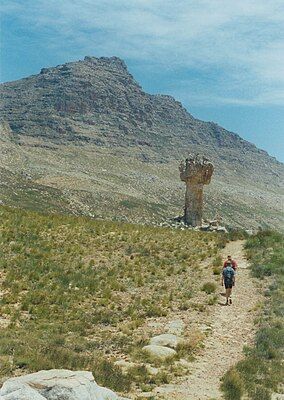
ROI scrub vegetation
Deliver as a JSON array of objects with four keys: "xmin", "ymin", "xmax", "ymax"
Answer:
[{"xmin": 0, "ymin": 205, "xmax": 225, "ymax": 394}]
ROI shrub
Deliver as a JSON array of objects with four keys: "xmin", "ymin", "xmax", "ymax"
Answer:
[
  {"xmin": 255, "ymin": 322, "xmax": 284, "ymax": 360},
  {"xmin": 120, "ymin": 199, "xmax": 139, "ymax": 209},
  {"xmin": 207, "ymin": 295, "xmax": 218, "ymax": 305},
  {"xmin": 221, "ymin": 369, "xmax": 244, "ymax": 400},
  {"xmin": 176, "ymin": 331, "xmax": 204, "ymax": 358},
  {"xmin": 212, "ymin": 266, "xmax": 221, "ymax": 275},
  {"xmin": 227, "ymin": 229, "xmax": 249, "ymax": 241},
  {"xmin": 250, "ymin": 386, "xmax": 271, "ymax": 400},
  {"xmin": 212, "ymin": 255, "xmax": 222, "ymax": 267},
  {"xmin": 93, "ymin": 359, "xmax": 131, "ymax": 392},
  {"xmin": 126, "ymin": 364, "xmax": 150, "ymax": 385},
  {"xmin": 201, "ymin": 282, "xmax": 217, "ymax": 294}
]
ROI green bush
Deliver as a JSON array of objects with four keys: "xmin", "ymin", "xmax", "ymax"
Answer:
[
  {"xmin": 120, "ymin": 199, "xmax": 139, "ymax": 209},
  {"xmin": 255, "ymin": 322, "xmax": 284, "ymax": 359},
  {"xmin": 201, "ymin": 282, "xmax": 217, "ymax": 294},
  {"xmin": 212, "ymin": 266, "xmax": 221, "ymax": 275},
  {"xmin": 250, "ymin": 386, "xmax": 271, "ymax": 400},
  {"xmin": 221, "ymin": 369, "xmax": 243, "ymax": 400},
  {"xmin": 93, "ymin": 359, "xmax": 132, "ymax": 392},
  {"xmin": 212, "ymin": 255, "xmax": 222, "ymax": 267},
  {"xmin": 227, "ymin": 229, "xmax": 249, "ymax": 241}
]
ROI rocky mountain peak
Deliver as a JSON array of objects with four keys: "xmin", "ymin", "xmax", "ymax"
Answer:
[
  {"xmin": 0, "ymin": 56, "xmax": 283, "ymax": 230},
  {"xmin": 39, "ymin": 55, "xmax": 133, "ymax": 82},
  {"xmin": 84, "ymin": 55, "xmax": 128, "ymax": 71}
]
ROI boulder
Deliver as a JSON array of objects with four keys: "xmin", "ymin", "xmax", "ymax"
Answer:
[
  {"xmin": 216, "ymin": 226, "xmax": 228, "ymax": 233},
  {"xmin": 0, "ymin": 369, "xmax": 129, "ymax": 400},
  {"xmin": 166, "ymin": 320, "xmax": 185, "ymax": 335},
  {"xmin": 114, "ymin": 360, "xmax": 136, "ymax": 373},
  {"xmin": 149, "ymin": 333, "xmax": 180, "ymax": 349},
  {"xmin": 271, "ymin": 394, "xmax": 284, "ymax": 400},
  {"xmin": 145, "ymin": 365, "xmax": 159, "ymax": 375},
  {"xmin": 142, "ymin": 345, "xmax": 176, "ymax": 361},
  {"xmin": 0, "ymin": 383, "xmax": 45, "ymax": 400},
  {"xmin": 200, "ymin": 224, "xmax": 210, "ymax": 231}
]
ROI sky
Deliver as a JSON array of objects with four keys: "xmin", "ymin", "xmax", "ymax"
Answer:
[{"xmin": 1, "ymin": 0, "xmax": 284, "ymax": 162}]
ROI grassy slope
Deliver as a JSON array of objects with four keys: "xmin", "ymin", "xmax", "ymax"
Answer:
[
  {"xmin": 0, "ymin": 206, "xmax": 226, "ymax": 394},
  {"xmin": 0, "ymin": 167, "xmax": 72, "ymax": 214},
  {"xmin": 221, "ymin": 231, "xmax": 284, "ymax": 400}
]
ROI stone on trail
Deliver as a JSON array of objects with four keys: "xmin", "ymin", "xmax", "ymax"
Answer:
[
  {"xmin": 166, "ymin": 319, "xmax": 185, "ymax": 335},
  {"xmin": 0, "ymin": 369, "xmax": 129, "ymax": 400},
  {"xmin": 150, "ymin": 333, "xmax": 181, "ymax": 349},
  {"xmin": 142, "ymin": 345, "xmax": 177, "ymax": 360}
]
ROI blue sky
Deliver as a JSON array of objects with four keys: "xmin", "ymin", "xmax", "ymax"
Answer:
[{"xmin": 1, "ymin": 0, "xmax": 284, "ymax": 161}]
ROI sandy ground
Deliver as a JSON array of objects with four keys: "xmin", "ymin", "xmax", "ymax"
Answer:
[{"xmin": 153, "ymin": 240, "xmax": 262, "ymax": 400}]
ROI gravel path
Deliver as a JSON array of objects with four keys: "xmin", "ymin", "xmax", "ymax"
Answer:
[{"xmin": 153, "ymin": 240, "xmax": 261, "ymax": 400}]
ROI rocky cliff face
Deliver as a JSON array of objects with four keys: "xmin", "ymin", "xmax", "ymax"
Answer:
[{"xmin": 0, "ymin": 56, "xmax": 283, "ymax": 229}]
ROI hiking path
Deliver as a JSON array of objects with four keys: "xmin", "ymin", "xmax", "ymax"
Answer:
[{"xmin": 153, "ymin": 239, "xmax": 262, "ymax": 400}]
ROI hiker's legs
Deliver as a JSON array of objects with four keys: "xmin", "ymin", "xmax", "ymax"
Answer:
[
  {"xmin": 228, "ymin": 288, "xmax": 232, "ymax": 303},
  {"xmin": 225, "ymin": 288, "xmax": 230, "ymax": 303}
]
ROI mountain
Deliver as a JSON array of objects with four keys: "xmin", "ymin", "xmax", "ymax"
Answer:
[{"xmin": 0, "ymin": 56, "xmax": 283, "ymax": 229}]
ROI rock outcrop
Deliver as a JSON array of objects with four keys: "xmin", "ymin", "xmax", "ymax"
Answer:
[
  {"xmin": 179, "ymin": 154, "xmax": 214, "ymax": 226},
  {"xmin": 0, "ymin": 369, "xmax": 128, "ymax": 400},
  {"xmin": 149, "ymin": 333, "xmax": 181, "ymax": 349}
]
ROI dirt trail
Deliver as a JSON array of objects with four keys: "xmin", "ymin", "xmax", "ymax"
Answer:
[{"xmin": 154, "ymin": 240, "xmax": 261, "ymax": 400}]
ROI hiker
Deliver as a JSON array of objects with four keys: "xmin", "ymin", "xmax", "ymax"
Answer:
[
  {"xmin": 222, "ymin": 262, "xmax": 235, "ymax": 305},
  {"xmin": 223, "ymin": 255, "xmax": 237, "ymax": 270}
]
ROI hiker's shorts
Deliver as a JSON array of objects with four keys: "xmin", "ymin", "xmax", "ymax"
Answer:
[{"xmin": 224, "ymin": 280, "xmax": 233, "ymax": 289}]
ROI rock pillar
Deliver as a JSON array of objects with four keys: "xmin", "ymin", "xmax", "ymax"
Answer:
[{"xmin": 179, "ymin": 154, "xmax": 214, "ymax": 226}]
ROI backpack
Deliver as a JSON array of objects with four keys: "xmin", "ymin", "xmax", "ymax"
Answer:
[{"xmin": 223, "ymin": 265, "xmax": 234, "ymax": 282}]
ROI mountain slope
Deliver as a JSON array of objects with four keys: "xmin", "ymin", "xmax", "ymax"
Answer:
[{"xmin": 0, "ymin": 56, "xmax": 283, "ymax": 229}]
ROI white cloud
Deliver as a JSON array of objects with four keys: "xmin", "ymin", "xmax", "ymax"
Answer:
[{"xmin": 2, "ymin": 0, "xmax": 284, "ymax": 105}]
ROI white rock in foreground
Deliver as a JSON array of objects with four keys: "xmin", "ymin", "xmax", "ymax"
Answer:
[
  {"xmin": 142, "ymin": 345, "xmax": 177, "ymax": 360},
  {"xmin": 150, "ymin": 333, "xmax": 180, "ymax": 349},
  {"xmin": 0, "ymin": 369, "xmax": 129, "ymax": 400}
]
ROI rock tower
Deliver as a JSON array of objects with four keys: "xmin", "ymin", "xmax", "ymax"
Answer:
[{"xmin": 179, "ymin": 154, "xmax": 214, "ymax": 226}]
